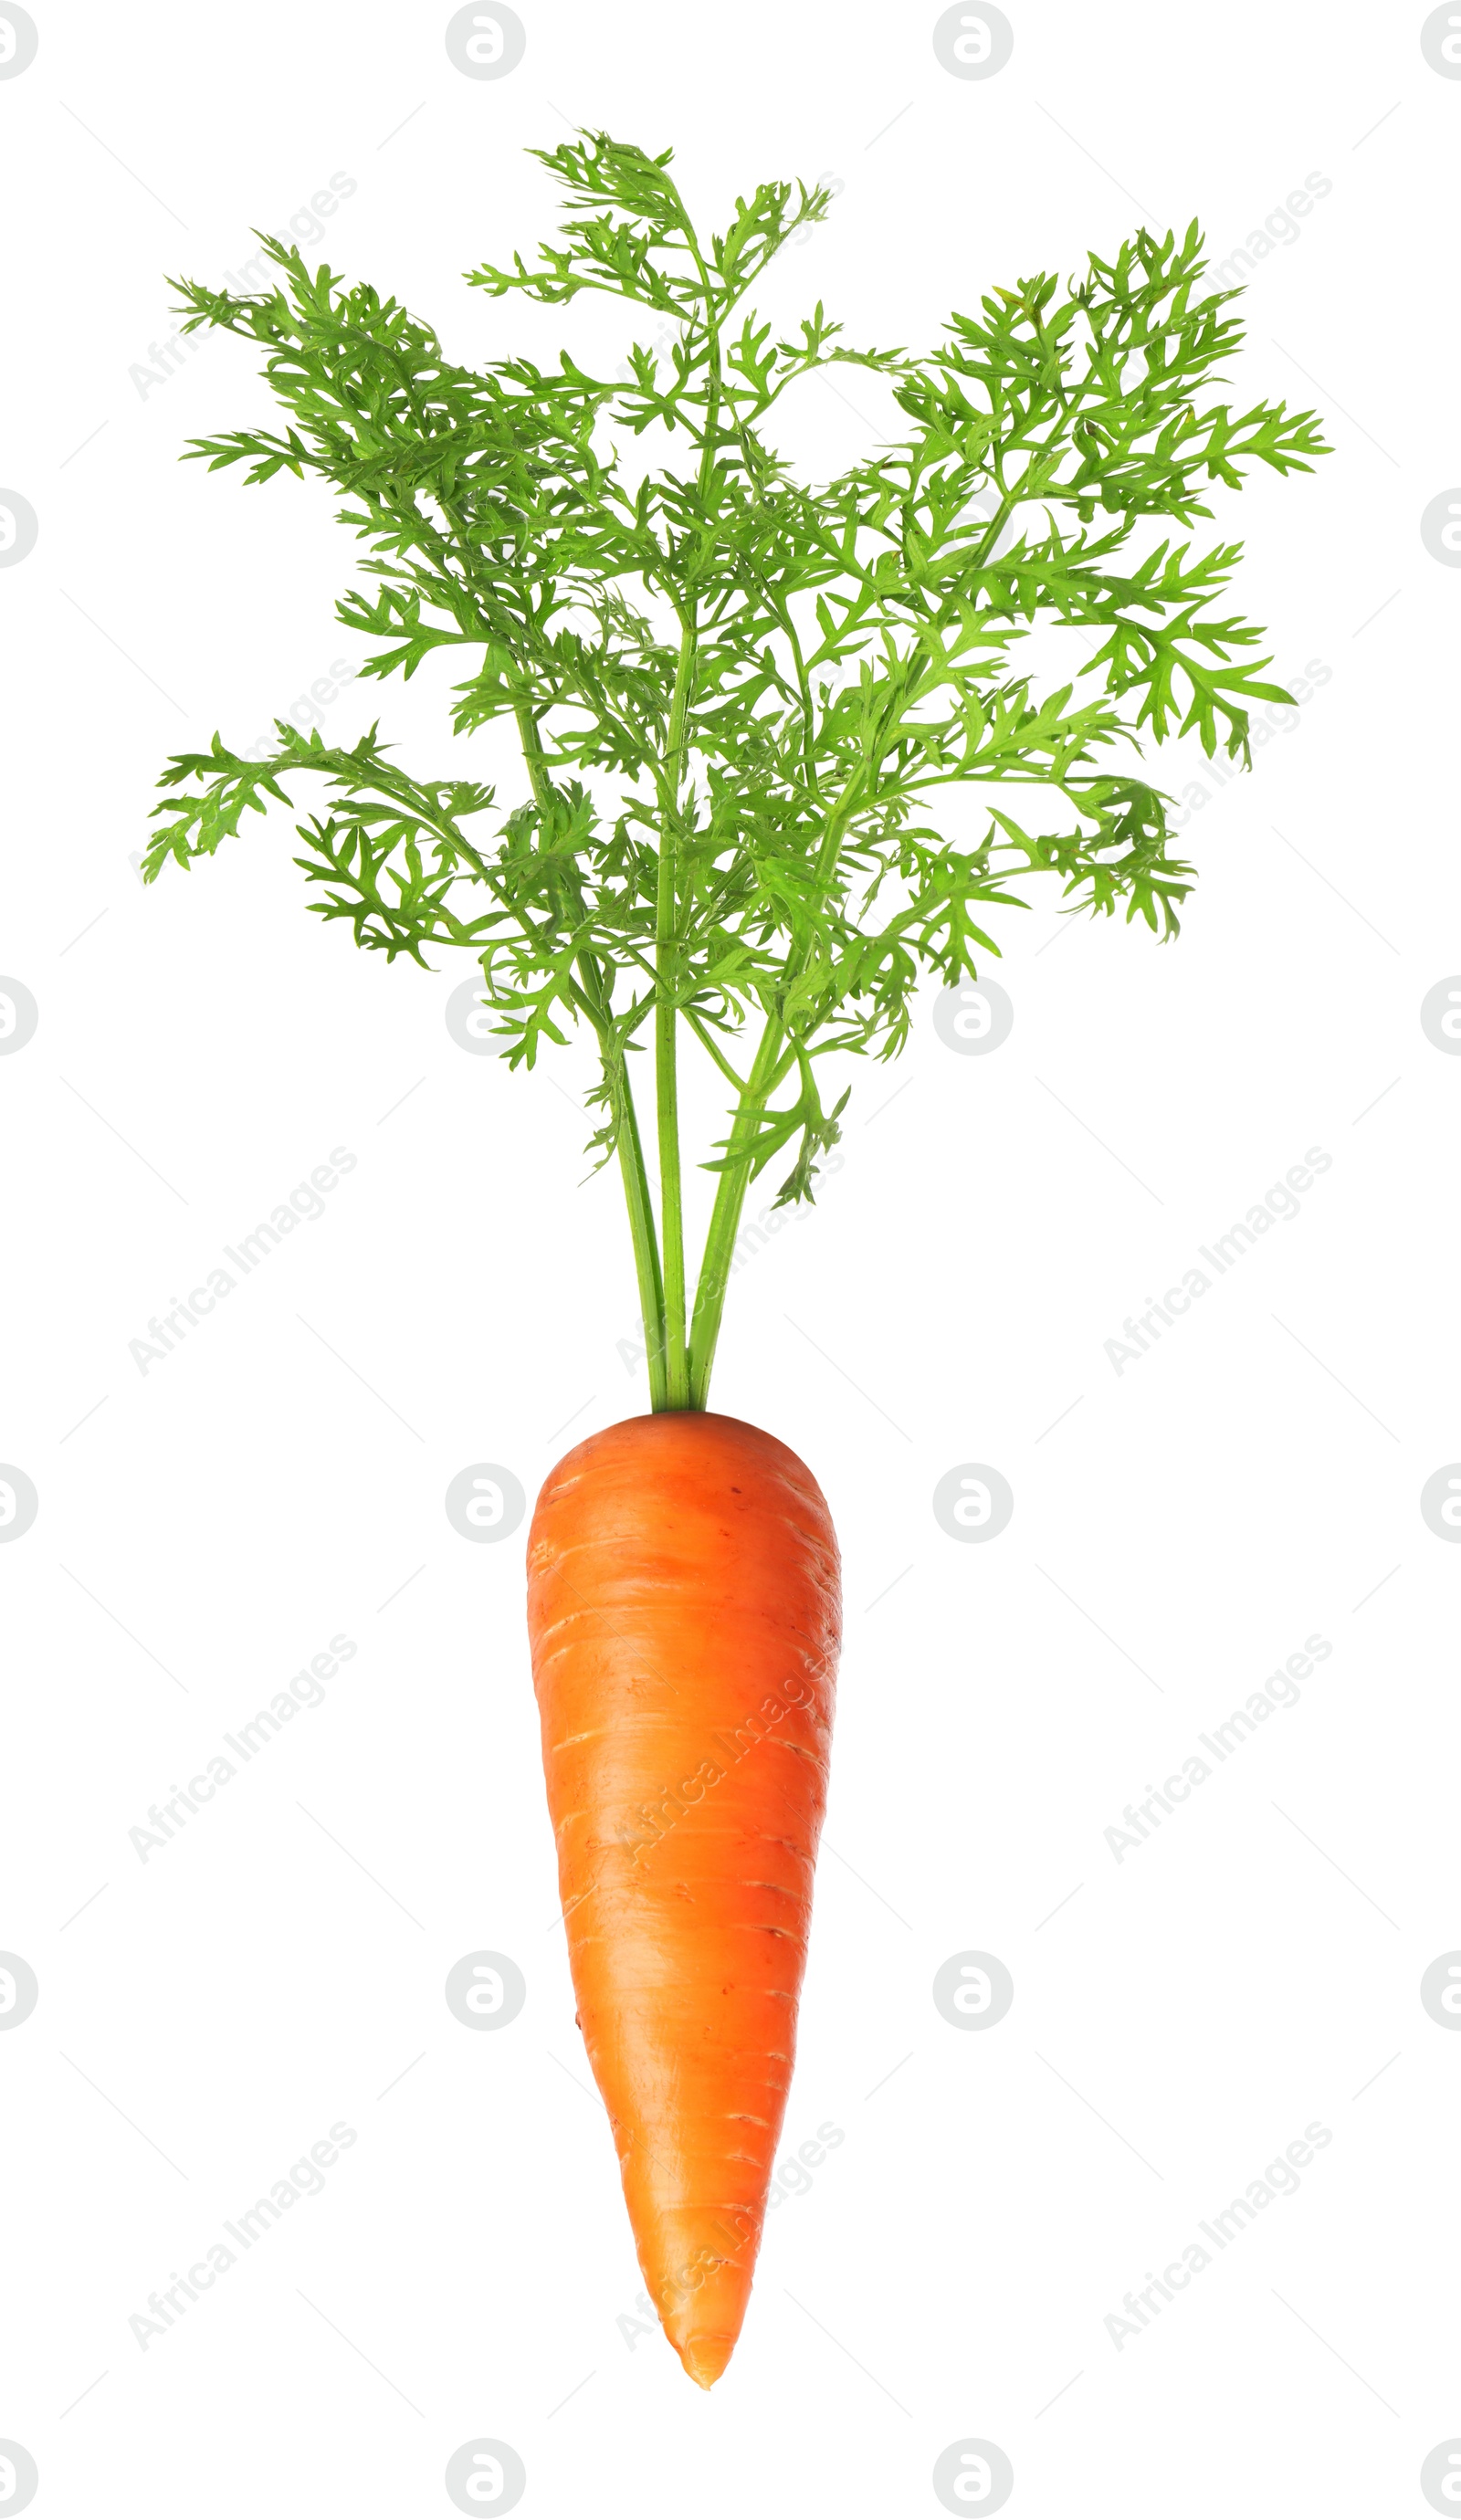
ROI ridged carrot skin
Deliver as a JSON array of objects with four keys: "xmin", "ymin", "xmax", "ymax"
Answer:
[{"xmin": 526, "ymin": 1411, "xmax": 841, "ymax": 2388}]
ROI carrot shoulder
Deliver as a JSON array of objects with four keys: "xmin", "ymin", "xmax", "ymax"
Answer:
[{"xmin": 526, "ymin": 1410, "xmax": 841, "ymax": 2387}]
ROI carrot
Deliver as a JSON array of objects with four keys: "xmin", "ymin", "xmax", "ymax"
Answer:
[
  {"xmin": 148, "ymin": 131, "xmax": 1325, "ymax": 2391},
  {"xmin": 527, "ymin": 1411, "xmax": 840, "ymax": 2387}
]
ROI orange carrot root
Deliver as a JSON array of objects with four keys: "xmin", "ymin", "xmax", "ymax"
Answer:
[{"xmin": 527, "ymin": 1412, "xmax": 841, "ymax": 2383}]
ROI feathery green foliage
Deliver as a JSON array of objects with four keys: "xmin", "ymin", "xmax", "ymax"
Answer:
[{"xmin": 146, "ymin": 131, "xmax": 1327, "ymax": 1408}]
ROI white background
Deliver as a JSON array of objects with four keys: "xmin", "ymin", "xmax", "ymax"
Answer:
[{"xmin": 3, "ymin": 2, "xmax": 1459, "ymax": 2514}]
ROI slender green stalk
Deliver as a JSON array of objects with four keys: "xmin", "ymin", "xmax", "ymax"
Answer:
[
  {"xmin": 652, "ymin": 179, "xmax": 721, "ymax": 1412},
  {"xmin": 515, "ymin": 701, "xmax": 668, "ymax": 1402},
  {"xmin": 608, "ymin": 1039, "xmax": 668, "ymax": 1410},
  {"xmin": 655, "ymin": 631, "xmax": 696, "ymax": 1408},
  {"xmin": 687, "ymin": 770, "xmax": 867, "ymax": 1405},
  {"xmin": 652, "ymin": 986, "xmax": 687, "ymax": 1402},
  {"xmin": 686, "ymin": 1013, "xmax": 785, "ymax": 1408}
]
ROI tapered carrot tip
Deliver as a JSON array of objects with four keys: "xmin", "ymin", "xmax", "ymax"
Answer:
[
  {"xmin": 653, "ymin": 2231, "xmax": 756, "ymax": 2383},
  {"xmin": 677, "ymin": 2334, "xmax": 734, "ymax": 2390},
  {"xmin": 528, "ymin": 1411, "xmax": 842, "ymax": 2383}
]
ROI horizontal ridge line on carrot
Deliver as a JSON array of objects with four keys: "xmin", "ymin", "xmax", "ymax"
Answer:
[{"xmin": 143, "ymin": 125, "xmax": 1327, "ymax": 2385}]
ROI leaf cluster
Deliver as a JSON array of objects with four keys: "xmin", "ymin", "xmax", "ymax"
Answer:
[{"xmin": 146, "ymin": 134, "xmax": 1326, "ymax": 1199}]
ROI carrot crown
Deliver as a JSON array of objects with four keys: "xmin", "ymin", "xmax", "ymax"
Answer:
[{"xmin": 143, "ymin": 131, "xmax": 1327, "ymax": 1408}]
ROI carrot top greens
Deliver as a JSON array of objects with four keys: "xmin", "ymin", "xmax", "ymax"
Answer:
[{"xmin": 145, "ymin": 131, "xmax": 1326, "ymax": 1410}]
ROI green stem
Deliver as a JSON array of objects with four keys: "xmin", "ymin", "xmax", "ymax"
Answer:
[
  {"xmin": 655, "ymin": 632, "xmax": 695, "ymax": 1408},
  {"xmin": 515, "ymin": 700, "xmax": 667, "ymax": 1406},
  {"xmin": 650, "ymin": 185, "xmax": 723, "ymax": 1412},
  {"xmin": 685, "ymin": 1013, "xmax": 785, "ymax": 1409},
  {"xmin": 604, "ymin": 1031, "xmax": 668, "ymax": 1412},
  {"xmin": 512, "ymin": 698, "xmax": 556, "ymax": 813},
  {"xmin": 686, "ymin": 771, "xmax": 866, "ymax": 1407}
]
